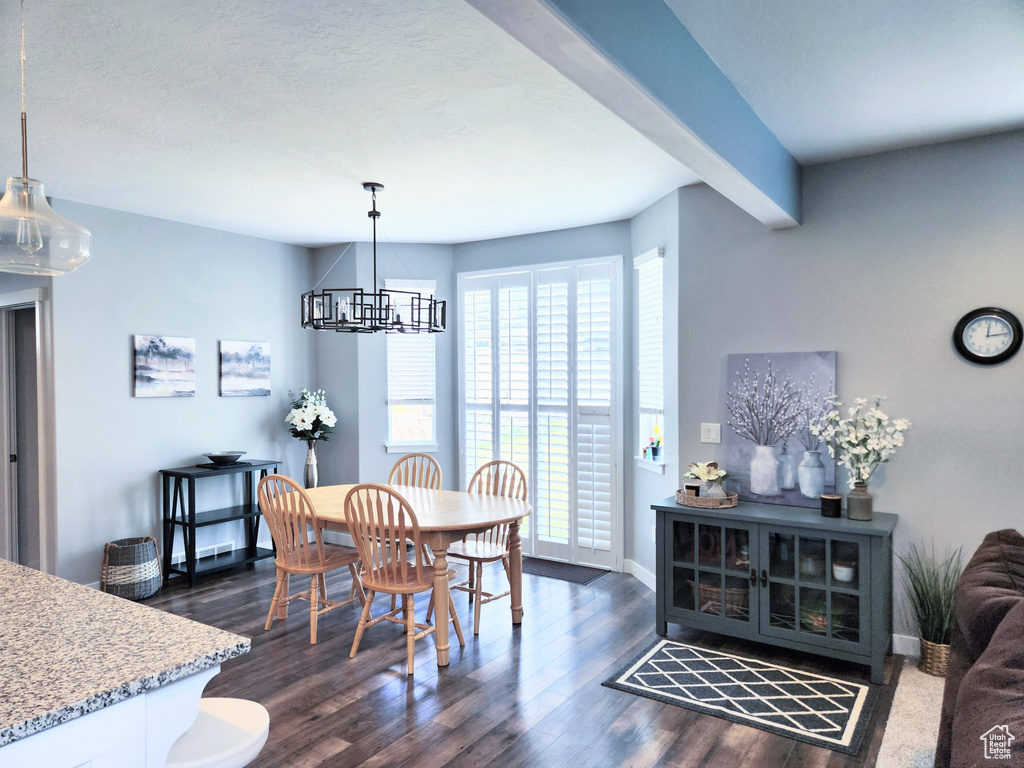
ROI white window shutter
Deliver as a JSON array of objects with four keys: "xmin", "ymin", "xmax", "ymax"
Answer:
[{"xmin": 634, "ymin": 250, "xmax": 664, "ymax": 415}]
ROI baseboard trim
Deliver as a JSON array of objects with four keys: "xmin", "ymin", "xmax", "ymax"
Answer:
[
  {"xmin": 892, "ymin": 633, "xmax": 920, "ymax": 658},
  {"xmin": 625, "ymin": 559, "xmax": 656, "ymax": 591},
  {"xmin": 323, "ymin": 531, "xmax": 355, "ymax": 548}
]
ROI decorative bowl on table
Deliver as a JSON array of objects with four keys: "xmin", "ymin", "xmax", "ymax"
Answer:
[{"xmin": 202, "ymin": 451, "xmax": 246, "ymax": 466}]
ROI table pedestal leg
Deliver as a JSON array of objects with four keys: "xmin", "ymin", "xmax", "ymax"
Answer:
[
  {"xmin": 509, "ymin": 520, "xmax": 523, "ymax": 624},
  {"xmin": 431, "ymin": 544, "xmax": 451, "ymax": 666}
]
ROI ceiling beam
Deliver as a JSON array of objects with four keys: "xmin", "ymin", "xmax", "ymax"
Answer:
[{"xmin": 466, "ymin": 0, "xmax": 801, "ymax": 228}]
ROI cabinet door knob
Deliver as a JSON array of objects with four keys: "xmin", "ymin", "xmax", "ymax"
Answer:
[
  {"xmin": 760, "ymin": 569, "xmax": 768, "ymax": 588},
  {"xmin": 749, "ymin": 568, "xmax": 757, "ymax": 586}
]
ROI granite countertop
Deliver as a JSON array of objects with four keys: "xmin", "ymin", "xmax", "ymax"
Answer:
[{"xmin": 0, "ymin": 559, "xmax": 250, "ymax": 747}]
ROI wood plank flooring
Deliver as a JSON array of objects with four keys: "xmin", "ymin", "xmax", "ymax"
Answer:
[{"xmin": 144, "ymin": 560, "xmax": 901, "ymax": 768}]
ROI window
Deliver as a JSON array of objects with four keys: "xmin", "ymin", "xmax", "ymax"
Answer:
[
  {"xmin": 386, "ymin": 279, "xmax": 437, "ymax": 452},
  {"xmin": 458, "ymin": 258, "xmax": 621, "ymax": 569},
  {"xmin": 634, "ymin": 248, "xmax": 664, "ymax": 472}
]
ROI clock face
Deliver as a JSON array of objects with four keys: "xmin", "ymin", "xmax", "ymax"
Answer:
[
  {"xmin": 953, "ymin": 307, "xmax": 1023, "ymax": 365},
  {"xmin": 963, "ymin": 315, "xmax": 1015, "ymax": 357}
]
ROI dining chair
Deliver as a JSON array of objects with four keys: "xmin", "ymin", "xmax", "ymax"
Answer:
[
  {"xmin": 344, "ymin": 483, "xmax": 465, "ymax": 674},
  {"xmin": 443, "ymin": 460, "xmax": 527, "ymax": 635},
  {"xmin": 388, "ymin": 452, "xmax": 442, "ymax": 489},
  {"xmin": 257, "ymin": 474, "xmax": 365, "ymax": 645}
]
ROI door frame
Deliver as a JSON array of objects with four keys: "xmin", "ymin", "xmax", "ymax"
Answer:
[
  {"xmin": 0, "ymin": 287, "xmax": 57, "ymax": 573},
  {"xmin": 456, "ymin": 256, "xmax": 624, "ymax": 571}
]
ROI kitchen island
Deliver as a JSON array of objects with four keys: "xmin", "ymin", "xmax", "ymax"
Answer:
[{"xmin": 0, "ymin": 559, "xmax": 250, "ymax": 767}]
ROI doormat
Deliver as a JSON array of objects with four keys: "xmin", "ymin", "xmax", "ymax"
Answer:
[
  {"xmin": 602, "ymin": 639, "xmax": 878, "ymax": 755},
  {"xmin": 522, "ymin": 557, "xmax": 607, "ymax": 585}
]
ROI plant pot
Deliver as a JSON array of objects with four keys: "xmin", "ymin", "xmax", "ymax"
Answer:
[
  {"xmin": 703, "ymin": 480, "xmax": 727, "ymax": 499},
  {"xmin": 749, "ymin": 445, "xmax": 780, "ymax": 496},
  {"xmin": 798, "ymin": 450, "xmax": 826, "ymax": 498},
  {"xmin": 847, "ymin": 483, "xmax": 873, "ymax": 520},
  {"xmin": 918, "ymin": 637, "xmax": 950, "ymax": 677}
]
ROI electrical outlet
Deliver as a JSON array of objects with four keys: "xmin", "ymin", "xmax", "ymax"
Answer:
[{"xmin": 701, "ymin": 423, "xmax": 722, "ymax": 443}]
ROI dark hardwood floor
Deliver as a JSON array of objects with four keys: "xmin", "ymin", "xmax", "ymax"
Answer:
[{"xmin": 144, "ymin": 560, "xmax": 900, "ymax": 768}]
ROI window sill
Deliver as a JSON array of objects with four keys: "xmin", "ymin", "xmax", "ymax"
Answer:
[
  {"xmin": 635, "ymin": 457, "xmax": 667, "ymax": 474},
  {"xmin": 386, "ymin": 443, "xmax": 439, "ymax": 454}
]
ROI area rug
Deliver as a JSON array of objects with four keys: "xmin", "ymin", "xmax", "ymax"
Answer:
[
  {"xmin": 875, "ymin": 658, "xmax": 945, "ymax": 768},
  {"xmin": 522, "ymin": 557, "xmax": 606, "ymax": 584},
  {"xmin": 602, "ymin": 638, "xmax": 879, "ymax": 755}
]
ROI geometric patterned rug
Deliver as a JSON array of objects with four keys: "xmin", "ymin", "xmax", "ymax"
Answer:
[{"xmin": 602, "ymin": 639, "xmax": 878, "ymax": 755}]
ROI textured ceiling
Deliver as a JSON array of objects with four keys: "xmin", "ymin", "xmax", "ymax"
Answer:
[
  {"xmin": 0, "ymin": 0, "xmax": 697, "ymax": 245},
  {"xmin": 665, "ymin": 0, "xmax": 1024, "ymax": 164}
]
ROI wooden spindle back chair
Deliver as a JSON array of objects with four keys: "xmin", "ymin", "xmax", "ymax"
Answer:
[
  {"xmin": 388, "ymin": 453, "xmax": 442, "ymax": 490},
  {"xmin": 343, "ymin": 483, "xmax": 464, "ymax": 674},
  {"xmin": 257, "ymin": 474, "xmax": 364, "ymax": 644},
  {"xmin": 435, "ymin": 460, "xmax": 527, "ymax": 635}
]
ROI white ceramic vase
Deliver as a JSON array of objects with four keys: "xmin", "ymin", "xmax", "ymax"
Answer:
[
  {"xmin": 798, "ymin": 450, "xmax": 826, "ymax": 498},
  {"xmin": 749, "ymin": 445, "xmax": 780, "ymax": 496},
  {"xmin": 779, "ymin": 444, "xmax": 797, "ymax": 490}
]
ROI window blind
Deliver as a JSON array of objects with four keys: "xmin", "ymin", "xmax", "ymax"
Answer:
[
  {"xmin": 386, "ymin": 279, "xmax": 436, "ymax": 445},
  {"xmin": 634, "ymin": 250, "xmax": 664, "ymax": 415}
]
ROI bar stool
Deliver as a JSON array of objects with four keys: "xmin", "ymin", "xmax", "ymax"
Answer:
[{"xmin": 165, "ymin": 698, "xmax": 270, "ymax": 768}]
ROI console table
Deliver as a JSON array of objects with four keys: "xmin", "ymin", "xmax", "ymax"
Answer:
[
  {"xmin": 652, "ymin": 497, "xmax": 897, "ymax": 684},
  {"xmin": 160, "ymin": 460, "xmax": 280, "ymax": 586}
]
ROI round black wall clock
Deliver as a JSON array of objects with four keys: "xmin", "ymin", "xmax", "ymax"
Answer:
[{"xmin": 953, "ymin": 307, "xmax": 1022, "ymax": 365}]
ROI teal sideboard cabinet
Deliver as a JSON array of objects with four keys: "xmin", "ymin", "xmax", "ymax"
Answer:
[{"xmin": 652, "ymin": 497, "xmax": 897, "ymax": 684}]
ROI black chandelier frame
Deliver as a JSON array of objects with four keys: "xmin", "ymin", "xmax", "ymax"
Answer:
[{"xmin": 300, "ymin": 182, "xmax": 446, "ymax": 334}]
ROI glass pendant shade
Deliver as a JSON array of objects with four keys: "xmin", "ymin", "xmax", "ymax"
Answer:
[{"xmin": 0, "ymin": 177, "xmax": 92, "ymax": 275}]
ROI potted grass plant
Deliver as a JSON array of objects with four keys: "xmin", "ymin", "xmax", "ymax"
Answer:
[{"xmin": 896, "ymin": 543, "xmax": 964, "ymax": 677}]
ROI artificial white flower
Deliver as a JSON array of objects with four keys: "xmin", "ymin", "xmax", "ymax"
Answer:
[{"xmin": 814, "ymin": 395, "xmax": 911, "ymax": 489}]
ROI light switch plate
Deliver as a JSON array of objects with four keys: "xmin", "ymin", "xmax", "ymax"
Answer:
[{"xmin": 701, "ymin": 423, "xmax": 722, "ymax": 443}]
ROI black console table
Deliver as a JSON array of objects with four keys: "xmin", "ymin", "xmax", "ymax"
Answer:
[
  {"xmin": 652, "ymin": 497, "xmax": 897, "ymax": 684},
  {"xmin": 160, "ymin": 460, "xmax": 280, "ymax": 586}
]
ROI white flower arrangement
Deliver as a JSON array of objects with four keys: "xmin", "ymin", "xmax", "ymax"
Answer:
[
  {"xmin": 811, "ymin": 396, "xmax": 911, "ymax": 489},
  {"xmin": 286, "ymin": 388, "xmax": 337, "ymax": 442},
  {"xmin": 684, "ymin": 461, "xmax": 728, "ymax": 483}
]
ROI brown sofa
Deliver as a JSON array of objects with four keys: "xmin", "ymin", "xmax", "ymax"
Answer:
[{"xmin": 935, "ymin": 529, "xmax": 1024, "ymax": 768}]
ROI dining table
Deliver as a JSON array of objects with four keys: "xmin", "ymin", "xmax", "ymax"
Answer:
[{"xmin": 302, "ymin": 483, "xmax": 532, "ymax": 667}]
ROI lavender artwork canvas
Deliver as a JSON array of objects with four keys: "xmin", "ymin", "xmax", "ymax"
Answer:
[{"xmin": 725, "ymin": 351, "xmax": 836, "ymax": 507}]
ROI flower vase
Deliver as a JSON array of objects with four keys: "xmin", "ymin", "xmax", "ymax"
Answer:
[
  {"xmin": 749, "ymin": 445, "xmax": 780, "ymax": 496},
  {"xmin": 703, "ymin": 480, "xmax": 727, "ymax": 499},
  {"xmin": 847, "ymin": 483, "xmax": 872, "ymax": 521},
  {"xmin": 798, "ymin": 450, "xmax": 826, "ymax": 498},
  {"xmin": 304, "ymin": 439, "xmax": 318, "ymax": 489},
  {"xmin": 779, "ymin": 444, "xmax": 797, "ymax": 490}
]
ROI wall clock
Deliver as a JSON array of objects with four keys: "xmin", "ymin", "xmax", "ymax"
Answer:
[{"xmin": 953, "ymin": 307, "xmax": 1022, "ymax": 365}]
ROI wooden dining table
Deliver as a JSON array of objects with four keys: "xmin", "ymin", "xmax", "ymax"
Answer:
[{"xmin": 303, "ymin": 483, "xmax": 532, "ymax": 667}]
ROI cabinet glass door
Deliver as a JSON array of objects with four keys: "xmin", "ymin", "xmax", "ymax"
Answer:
[
  {"xmin": 759, "ymin": 528, "xmax": 868, "ymax": 651},
  {"xmin": 668, "ymin": 518, "xmax": 756, "ymax": 629}
]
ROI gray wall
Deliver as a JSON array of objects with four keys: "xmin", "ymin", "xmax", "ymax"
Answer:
[
  {"xmin": 313, "ymin": 241, "xmax": 457, "ymax": 488},
  {"xmin": 674, "ymin": 130, "xmax": 1024, "ymax": 634},
  {"xmin": 48, "ymin": 201, "xmax": 314, "ymax": 584}
]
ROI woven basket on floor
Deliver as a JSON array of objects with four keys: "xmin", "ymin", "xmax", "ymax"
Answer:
[
  {"xmin": 918, "ymin": 637, "xmax": 950, "ymax": 677},
  {"xmin": 100, "ymin": 536, "xmax": 161, "ymax": 600}
]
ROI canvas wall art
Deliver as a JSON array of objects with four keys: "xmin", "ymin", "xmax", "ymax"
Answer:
[
  {"xmin": 725, "ymin": 351, "xmax": 836, "ymax": 508},
  {"xmin": 219, "ymin": 341, "xmax": 271, "ymax": 397},
  {"xmin": 133, "ymin": 335, "xmax": 196, "ymax": 397}
]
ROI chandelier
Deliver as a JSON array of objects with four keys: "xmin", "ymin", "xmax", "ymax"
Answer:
[
  {"xmin": 300, "ymin": 183, "xmax": 446, "ymax": 334},
  {"xmin": 0, "ymin": 0, "xmax": 91, "ymax": 275}
]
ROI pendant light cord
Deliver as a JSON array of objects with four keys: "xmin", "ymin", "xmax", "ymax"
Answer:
[{"xmin": 20, "ymin": 0, "xmax": 28, "ymax": 179}]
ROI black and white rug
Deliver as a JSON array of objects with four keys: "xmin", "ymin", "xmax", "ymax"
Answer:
[{"xmin": 603, "ymin": 639, "xmax": 878, "ymax": 755}]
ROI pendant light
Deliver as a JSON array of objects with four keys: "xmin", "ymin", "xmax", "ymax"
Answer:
[
  {"xmin": 300, "ymin": 182, "xmax": 446, "ymax": 334},
  {"xmin": 0, "ymin": 0, "xmax": 91, "ymax": 276}
]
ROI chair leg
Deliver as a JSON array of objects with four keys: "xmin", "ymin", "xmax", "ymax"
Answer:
[
  {"xmin": 474, "ymin": 561, "xmax": 484, "ymax": 635},
  {"xmin": 450, "ymin": 595, "xmax": 466, "ymax": 647},
  {"xmin": 310, "ymin": 575, "xmax": 320, "ymax": 644},
  {"xmin": 425, "ymin": 590, "xmax": 434, "ymax": 623},
  {"xmin": 405, "ymin": 593, "xmax": 416, "ymax": 675},
  {"xmin": 349, "ymin": 563, "xmax": 367, "ymax": 606},
  {"xmin": 350, "ymin": 590, "xmax": 375, "ymax": 659},
  {"xmin": 468, "ymin": 562, "xmax": 475, "ymax": 603},
  {"xmin": 265, "ymin": 569, "xmax": 285, "ymax": 631}
]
